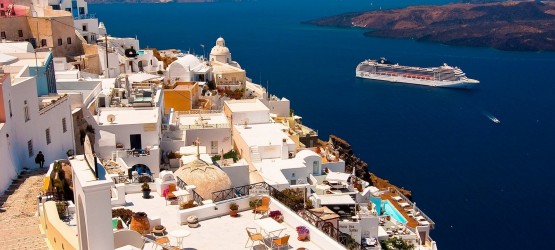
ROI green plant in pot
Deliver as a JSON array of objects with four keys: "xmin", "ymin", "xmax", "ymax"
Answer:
[
  {"xmin": 229, "ymin": 202, "xmax": 239, "ymax": 217},
  {"xmin": 141, "ymin": 181, "xmax": 151, "ymax": 199}
]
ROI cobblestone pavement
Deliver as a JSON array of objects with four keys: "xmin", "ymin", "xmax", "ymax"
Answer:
[{"xmin": 0, "ymin": 169, "xmax": 49, "ymax": 250}]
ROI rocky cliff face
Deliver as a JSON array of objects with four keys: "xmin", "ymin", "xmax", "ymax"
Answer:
[
  {"xmin": 307, "ymin": 1, "xmax": 555, "ymax": 51},
  {"xmin": 328, "ymin": 135, "xmax": 412, "ymax": 199}
]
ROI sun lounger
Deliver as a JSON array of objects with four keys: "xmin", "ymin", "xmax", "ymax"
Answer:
[
  {"xmin": 415, "ymin": 215, "xmax": 426, "ymax": 221},
  {"xmin": 392, "ymin": 196, "xmax": 402, "ymax": 202},
  {"xmin": 398, "ymin": 202, "xmax": 410, "ymax": 208}
]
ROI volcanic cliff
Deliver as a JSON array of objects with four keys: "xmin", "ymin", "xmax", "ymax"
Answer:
[{"xmin": 307, "ymin": 1, "xmax": 555, "ymax": 51}]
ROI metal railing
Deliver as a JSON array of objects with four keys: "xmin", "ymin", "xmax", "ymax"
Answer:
[
  {"xmin": 176, "ymin": 176, "xmax": 204, "ymax": 205},
  {"xmin": 211, "ymin": 182, "xmax": 271, "ymax": 202},
  {"xmin": 300, "ymin": 209, "xmax": 362, "ymax": 250}
]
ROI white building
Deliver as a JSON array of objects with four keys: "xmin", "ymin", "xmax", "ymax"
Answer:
[
  {"xmin": 37, "ymin": 0, "xmax": 100, "ymax": 44},
  {"xmin": 167, "ymin": 54, "xmax": 211, "ymax": 83},
  {"xmin": 0, "ymin": 43, "xmax": 75, "ymax": 193},
  {"xmin": 162, "ymin": 111, "xmax": 231, "ymax": 156}
]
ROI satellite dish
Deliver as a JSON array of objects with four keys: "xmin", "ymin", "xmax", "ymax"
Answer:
[{"xmin": 107, "ymin": 114, "xmax": 116, "ymax": 123}]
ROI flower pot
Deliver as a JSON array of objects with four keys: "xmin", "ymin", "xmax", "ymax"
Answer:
[
  {"xmin": 152, "ymin": 225, "xmax": 166, "ymax": 236},
  {"xmin": 297, "ymin": 233, "xmax": 309, "ymax": 241},
  {"xmin": 230, "ymin": 209, "xmax": 238, "ymax": 217},
  {"xmin": 142, "ymin": 190, "xmax": 151, "ymax": 199},
  {"xmin": 130, "ymin": 212, "xmax": 150, "ymax": 235},
  {"xmin": 272, "ymin": 215, "xmax": 284, "ymax": 223}
]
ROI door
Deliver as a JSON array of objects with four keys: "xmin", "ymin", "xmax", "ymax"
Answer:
[
  {"xmin": 130, "ymin": 134, "xmax": 142, "ymax": 150},
  {"xmin": 211, "ymin": 141, "xmax": 218, "ymax": 154}
]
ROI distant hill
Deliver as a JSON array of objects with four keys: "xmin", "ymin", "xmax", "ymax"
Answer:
[{"xmin": 306, "ymin": 1, "xmax": 555, "ymax": 51}]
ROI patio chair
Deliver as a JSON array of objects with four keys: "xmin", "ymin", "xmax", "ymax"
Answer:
[
  {"xmin": 254, "ymin": 196, "xmax": 270, "ymax": 219},
  {"xmin": 153, "ymin": 236, "xmax": 170, "ymax": 250},
  {"xmin": 245, "ymin": 227, "xmax": 264, "ymax": 249},
  {"xmin": 165, "ymin": 183, "xmax": 178, "ymax": 206},
  {"xmin": 271, "ymin": 234, "xmax": 290, "ymax": 250}
]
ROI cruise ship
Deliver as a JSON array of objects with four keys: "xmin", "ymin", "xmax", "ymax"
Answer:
[{"xmin": 356, "ymin": 58, "xmax": 479, "ymax": 88}]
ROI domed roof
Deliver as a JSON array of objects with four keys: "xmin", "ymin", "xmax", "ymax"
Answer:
[
  {"xmin": 210, "ymin": 37, "xmax": 230, "ymax": 56},
  {"xmin": 175, "ymin": 54, "xmax": 202, "ymax": 69},
  {"xmin": 216, "ymin": 37, "xmax": 225, "ymax": 45},
  {"xmin": 174, "ymin": 159, "xmax": 232, "ymax": 199},
  {"xmin": 210, "ymin": 46, "xmax": 230, "ymax": 56}
]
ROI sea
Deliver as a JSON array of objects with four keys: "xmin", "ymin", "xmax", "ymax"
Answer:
[{"xmin": 91, "ymin": 0, "xmax": 555, "ymax": 249}]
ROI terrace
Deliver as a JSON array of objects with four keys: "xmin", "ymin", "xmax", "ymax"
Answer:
[{"xmin": 120, "ymin": 192, "xmax": 325, "ymax": 250}]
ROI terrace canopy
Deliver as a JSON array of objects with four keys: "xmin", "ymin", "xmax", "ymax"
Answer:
[
  {"xmin": 325, "ymin": 172, "xmax": 351, "ymax": 183},
  {"xmin": 319, "ymin": 194, "xmax": 355, "ymax": 205}
]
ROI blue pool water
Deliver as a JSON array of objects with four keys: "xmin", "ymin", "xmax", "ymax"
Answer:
[{"xmin": 382, "ymin": 200, "xmax": 407, "ymax": 224}]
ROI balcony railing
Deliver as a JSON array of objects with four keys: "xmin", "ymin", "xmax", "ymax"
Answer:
[
  {"xmin": 74, "ymin": 13, "xmax": 96, "ymax": 20},
  {"xmin": 176, "ymin": 176, "xmax": 204, "ymax": 205}
]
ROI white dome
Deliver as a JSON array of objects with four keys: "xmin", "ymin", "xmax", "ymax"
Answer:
[
  {"xmin": 176, "ymin": 54, "xmax": 202, "ymax": 70},
  {"xmin": 210, "ymin": 46, "xmax": 230, "ymax": 56},
  {"xmin": 216, "ymin": 37, "xmax": 225, "ymax": 46}
]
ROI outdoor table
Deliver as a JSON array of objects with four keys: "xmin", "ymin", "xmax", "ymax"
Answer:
[
  {"xmin": 254, "ymin": 217, "xmax": 286, "ymax": 239},
  {"xmin": 169, "ymin": 229, "xmax": 190, "ymax": 248}
]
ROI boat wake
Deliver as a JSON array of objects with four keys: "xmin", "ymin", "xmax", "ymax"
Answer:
[{"xmin": 483, "ymin": 112, "xmax": 500, "ymax": 124}]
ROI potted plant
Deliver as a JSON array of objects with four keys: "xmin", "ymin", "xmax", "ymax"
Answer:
[
  {"xmin": 296, "ymin": 226, "xmax": 310, "ymax": 241},
  {"xmin": 141, "ymin": 181, "xmax": 151, "ymax": 199},
  {"xmin": 229, "ymin": 202, "xmax": 239, "ymax": 217},
  {"xmin": 269, "ymin": 210, "xmax": 284, "ymax": 223}
]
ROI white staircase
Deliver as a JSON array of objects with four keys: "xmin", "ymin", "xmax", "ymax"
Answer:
[{"xmin": 250, "ymin": 146, "xmax": 261, "ymax": 163}]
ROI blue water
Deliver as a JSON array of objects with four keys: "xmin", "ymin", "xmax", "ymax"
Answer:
[
  {"xmin": 382, "ymin": 200, "xmax": 408, "ymax": 224},
  {"xmin": 91, "ymin": 1, "xmax": 555, "ymax": 249}
]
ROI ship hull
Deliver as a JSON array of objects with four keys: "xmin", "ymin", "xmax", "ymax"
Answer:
[{"xmin": 356, "ymin": 71, "xmax": 478, "ymax": 89}]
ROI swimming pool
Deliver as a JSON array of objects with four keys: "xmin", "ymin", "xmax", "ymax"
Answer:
[{"xmin": 382, "ymin": 200, "xmax": 408, "ymax": 224}]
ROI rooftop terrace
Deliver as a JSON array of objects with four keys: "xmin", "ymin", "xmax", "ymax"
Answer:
[{"xmin": 120, "ymin": 192, "xmax": 325, "ymax": 250}]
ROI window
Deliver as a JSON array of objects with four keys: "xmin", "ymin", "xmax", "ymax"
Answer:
[
  {"xmin": 79, "ymin": 7, "xmax": 85, "ymax": 15},
  {"xmin": 82, "ymin": 24, "xmax": 87, "ymax": 32},
  {"xmin": 65, "ymin": 8, "xmax": 71, "ymax": 12},
  {"xmin": 67, "ymin": 37, "xmax": 72, "ymax": 45},
  {"xmin": 24, "ymin": 105, "xmax": 30, "ymax": 122},
  {"xmin": 41, "ymin": 39, "xmax": 47, "ymax": 47},
  {"xmin": 8, "ymin": 100, "xmax": 12, "ymax": 117},
  {"xmin": 58, "ymin": 38, "xmax": 62, "ymax": 46},
  {"xmin": 18, "ymin": 30, "xmax": 23, "ymax": 37},
  {"xmin": 62, "ymin": 118, "xmax": 67, "ymax": 133},
  {"xmin": 27, "ymin": 140, "xmax": 33, "ymax": 157},
  {"xmin": 90, "ymin": 35, "xmax": 95, "ymax": 41},
  {"xmin": 45, "ymin": 128, "xmax": 51, "ymax": 145},
  {"xmin": 1, "ymin": 3, "xmax": 3, "ymax": 8},
  {"xmin": 313, "ymin": 161, "xmax": 320, "ymax": 175},
  {"xmin": 1, "ymin": 31, "xmax": 5, "ymax": 39}
]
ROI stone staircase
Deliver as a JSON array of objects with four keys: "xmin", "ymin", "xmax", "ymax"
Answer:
[
  {"xmin": 250, "ymin": 146, "xmax": 261, "ymax": 163},
  {"xmin": 0, "ymin": 169, "xmax": 49, "ymax": 250}
]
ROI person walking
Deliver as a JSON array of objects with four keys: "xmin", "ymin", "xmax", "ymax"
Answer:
[{"xmin": 35, "ymin": 151, "xmax": 45, "ymax": 168}]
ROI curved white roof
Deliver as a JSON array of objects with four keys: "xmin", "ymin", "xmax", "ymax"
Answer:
[
  {"xmin": 295, "ymin": 149, "xmax": 319, "ymax": 160},
  {"xmin": 168, "ymin": 54, "xmax": 205, "ymax": 79},
  {"xmin": 175, "ymin": 54, "xmax": 202, "ymax": 70},
  {"xmin": 210, "ymin": 46, "xmax": 230, "ymax": 56},
  {"xmin": 0, "ymin": 53, "xmax": 18, "ymax": 65}
]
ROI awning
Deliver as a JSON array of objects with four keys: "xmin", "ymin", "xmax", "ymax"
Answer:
[
  {"xmin": 319, "ymin": 194, "xmax": 355, "ymax": 205},
  {"xmin": 325, "ymin": 172, "xmax": 351, "ymax": 182}
]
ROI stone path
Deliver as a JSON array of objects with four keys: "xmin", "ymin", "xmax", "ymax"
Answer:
[{"xmin": 0, "ymin": 169, "xmax": 49, "ymax": 250}]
